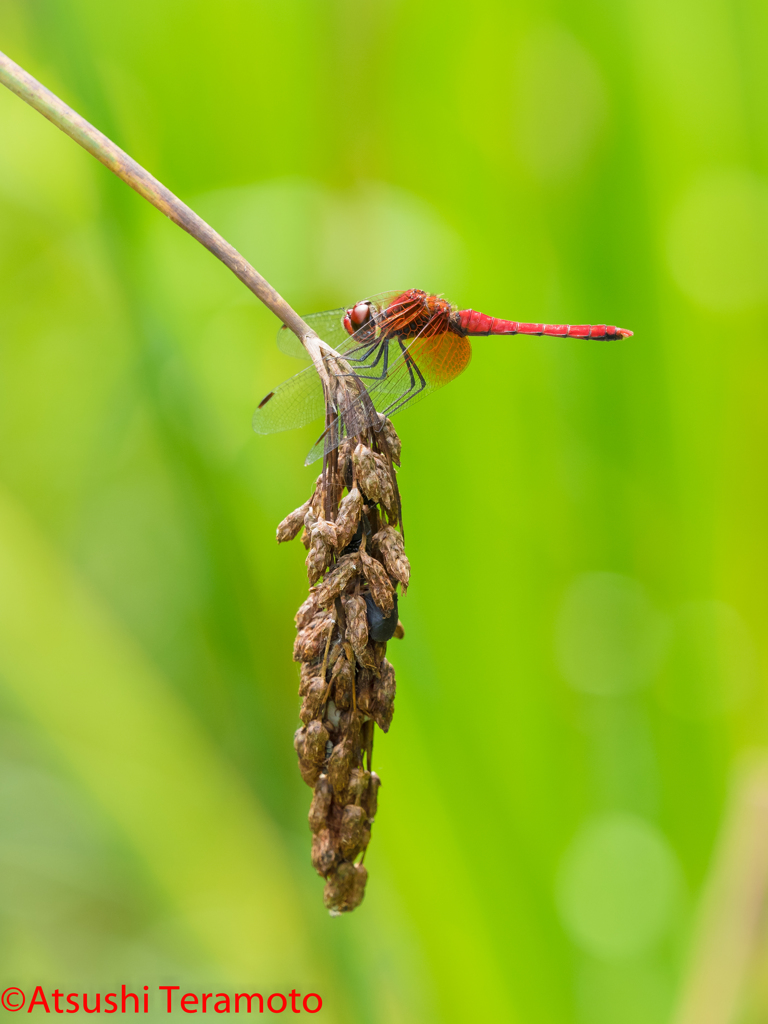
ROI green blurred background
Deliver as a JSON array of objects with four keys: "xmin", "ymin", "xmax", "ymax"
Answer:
[{"xmin": 1, "ymin": 0, "xmax": 767, "ymax": 1020}]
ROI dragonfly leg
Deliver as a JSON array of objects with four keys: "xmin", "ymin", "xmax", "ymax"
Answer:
[
  {"xmin": 382, "ymin": 340, "xmax": 427, "ymax": 417},
  {"xmin": 341, "ymin": 338, "xmax": 392, "ymax": 381}
]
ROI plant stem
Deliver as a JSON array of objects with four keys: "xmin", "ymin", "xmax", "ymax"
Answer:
[{"xmin": 0, "ymin": 49, "xmax": 330, "ymax": 373}]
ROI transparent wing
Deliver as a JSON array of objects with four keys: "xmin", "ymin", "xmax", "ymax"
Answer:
[
  {"xmin": 303, "ymin": 328, "xmax": 472, "ymax": 464},
  {"xmin": 252, "ymin": 363, "xmax": 326, "ymax": 434},
  {"xmin": 277, "ymin": 309, "xmax": 348, "ymax": 361}
]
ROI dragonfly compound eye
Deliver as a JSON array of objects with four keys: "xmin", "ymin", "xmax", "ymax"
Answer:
[{"xmin": 350, "ymin": 301, "xmax": 373, "ymax": 327}]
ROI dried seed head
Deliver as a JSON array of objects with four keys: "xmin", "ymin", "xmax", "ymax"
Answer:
[
  {"xmin": 277, "ymin": 498, "xmax": 312, "ymax": 543},
  {"xmin": 335, "ymin": 487, "xmax": 364, "ymax": 552},
  {"xmin": 308, "ymin": 776, "xmax": 333, "ymax": 833},
  {"xmin": 299, "ymin": 679, "xmax": 327, "ymax": 724},
  {"xmin": 371, "ymin": 659, "xmax": 396, "ymax": 733},
  {"xmin": 312, "ymin": 553, "xmax": 360, "ymax": 607},
  {"xmin": 323, "ymin": 862, "xmax": 368, "ymax": 914},
  {"xmin": 375, "ymin": 414, "xmax": 401, "ymax": 467},
  {"xmin": 360, "ymin": 550, "xmax": 395, "ymax": 614},
  {"xmin": 372, "ymin": 525, "xmax": 410, "ymax": 591},
  {"xmin": 281, "ymin": 402, "xmax": 407, "ymax": 912},
  {"xmin": 339, "ymin": 804, "xmax": 367, "ymax": 860},
  {"xmin": 311, "ymin": 828, "xmax": 337, "ymax": 877},
  {"xmin": 393, "ymin": 621, "xmax": 405, "ymax": 639}
]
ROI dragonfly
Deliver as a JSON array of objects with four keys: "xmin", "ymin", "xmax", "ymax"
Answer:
[{"xmin": 253, "ymin": 288, "xmax": 633, "ymax": 464}]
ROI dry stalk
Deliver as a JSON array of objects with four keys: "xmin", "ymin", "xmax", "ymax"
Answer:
[{"xmin": 278, "ymin": 401, "xmax": 409, "ymax": 914}]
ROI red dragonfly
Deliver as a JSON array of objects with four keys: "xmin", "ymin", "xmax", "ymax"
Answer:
[{"xmin": 253, "ymin": 289, "xmax": 632, "ymax": 464}]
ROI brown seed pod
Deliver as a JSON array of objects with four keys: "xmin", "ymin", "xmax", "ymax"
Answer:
[
  {"xmin": 371, "ymin": 659, "xmax": 396, "ymax": 733},
  {"xmin": 335, "ymin": 486, "xmax": 363, "ymax": 552},
  {"xmin": 360, "ymin": 550, "xmax": 395, "ymax": 614},
  {"xmin": 339, "ymin": 709, "xmax": 363, "ymax": 749},
  {"xmin": 352, "ymin": 444, "xmax": 396, "ymax": 512},
  {"xmin": 351, "ymin": 444, "xmax": 378, "ymax": 500},
  {"xmin": 330, "ymin": 651, "xmax": 355, "ymax": 710},
  {"xmin": 276, "ymin": 498, "xmax": 312, "ymax": 543},
  {"xmin": 303, "ymin": 720, "xmax": 330, "ymax": 765},
  {"xmin": 339, "ymin": 804, "xmax": 367, "ymax": 860},
  {"xmin": 293, "ymin": 613, "xmax": 333, "ymax": 662},
  {"xmin": 299, "ymin": 679, "xmax": 328, "ymax": 724},
  {"xmin": 308, "ymin": 475, "xmax": 325, "ymax": 519},
  {"xmin": 308, "ymin": 776, "xmax": 333, "ymax": 833},
  {"xmin": 372, "ymin": 525, "xmax": 410, "ymax": 591},
  {"xmin": 299, "ymin": 662, "xmax": 322, "ymax": 696},
  {"xmin": 341, "ymin": 592, "xmax": 370, "ymax": 666},
  {"xmin": 374, "ymin": 415, "xmax": 401, "ymax": 467},
  {"xmin": 366, "ymin": 772, "xmax": 381, "ymax": 821},
  {"xmin": 305, "ymin": 517, "xmax": 337, "ymax": 584},
  {"xmin": 298, "ymin": 758, "xmax": 322, "ymax": 787},
  {"xmin": 327, "ymin": 738, "xmax": 356, "ymax": 794},
  {"xmin": 323, "ymin": 862, "xmax": 368, "ymax": 914},
  {"xmin": 356, "ymin": 668, "xmax": 373, "ymax": 716},
  {"xmin": 311, "ymin": 828, "xmax": 337, "ymax": 877},
  {"xmin": 312, "ymin": 553, "xmax": 360, "ymax": 607},
  {"xmin": 295, "ymin": 593, "xmax": 320, "ymax": 630},
  {"xmin": 347, "ymin": 768, "xmax": 370, "ymax": 805}
]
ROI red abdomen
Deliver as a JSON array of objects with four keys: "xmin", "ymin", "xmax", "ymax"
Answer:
[{"xmin": 457, "ymin": 309, "xmax": 632, "ymax": 341}]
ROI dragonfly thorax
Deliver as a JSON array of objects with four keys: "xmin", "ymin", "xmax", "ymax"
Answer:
[{"xmin": 378, "ymin": 289, "xmax": 454, "ymax": 340}]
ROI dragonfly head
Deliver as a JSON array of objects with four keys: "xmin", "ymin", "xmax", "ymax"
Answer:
[{"xmin": 342, "ymin": 300, "xmax": 374, "ymax": 336}]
